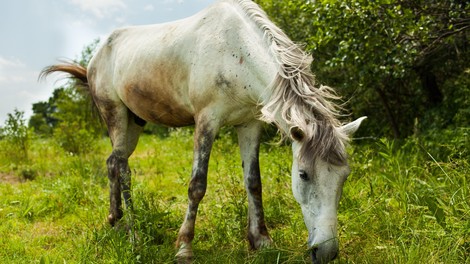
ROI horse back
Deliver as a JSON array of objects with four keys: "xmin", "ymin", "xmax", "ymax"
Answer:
[{"xmin": 88, "ymin": 0, "xmax": 276, "ymax": 127}]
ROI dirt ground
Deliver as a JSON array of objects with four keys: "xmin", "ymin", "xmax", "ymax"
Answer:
[{"xmin": 0, "ymin": 172, "xmax": 23, "ymax": 184}]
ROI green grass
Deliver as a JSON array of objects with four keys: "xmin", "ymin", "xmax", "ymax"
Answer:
[{"xmin": 0, "ymin": 129, "xmax": 469, "ymax": 263}]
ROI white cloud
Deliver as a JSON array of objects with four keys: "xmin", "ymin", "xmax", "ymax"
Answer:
[
  {"xmin": 0, "ymin": 57, "xmax": 54, "ymax": 123},
  {"xmin": 0, "ymin": 56, "xmax": 25, "ymax": 69},
  {"xmin": 0, "ymin": 56, "xmax": 28, "ymax": 84},
  {"xmin": 69, "ymin": 0, "xmax": 126, "ymax": 19},
  {"xmin": 144, "ymin": 4, "xmax": 154, "ymax": 11}
]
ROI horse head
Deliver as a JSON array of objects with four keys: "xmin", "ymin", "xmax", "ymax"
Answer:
[{"xmin": 290, "ymin": 117, "xmax": 366, "ymax": 263}]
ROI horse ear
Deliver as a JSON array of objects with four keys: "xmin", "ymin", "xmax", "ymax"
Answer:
[
  {"xmin": 290, "ymin": 126, "xmax": 305, "ymax": 141},
  {"xmin": 341, "ymin": 116, "xmax": 367, "ymax": 136}
]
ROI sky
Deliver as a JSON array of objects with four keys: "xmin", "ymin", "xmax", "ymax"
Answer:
[{"xmin": 0, "ymin": 0, "xmax": 214, "ymax": 124}]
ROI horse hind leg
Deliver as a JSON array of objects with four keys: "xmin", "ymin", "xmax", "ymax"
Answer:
[
  {"xmin": 101, "ymin": 103, "xmax": 145, "ymax": 226},
  {"xmin": 237, "ymin": 121, "xmax": 272, "ymax": 249},
  {"xmin": 106, "ymin": 153, "xmax": 133, "ymax": 226}
]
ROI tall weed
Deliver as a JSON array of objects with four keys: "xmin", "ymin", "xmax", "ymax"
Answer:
[
  {"xmin": 342, "ymin": 133, "xmax": 469, "ymax": 263},
  {"xmin": 0, "ymin": 128, "xmax": 468, "ymax": 263}
]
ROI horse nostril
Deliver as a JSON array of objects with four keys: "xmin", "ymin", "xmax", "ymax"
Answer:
[
  {"xmin": 310, "ymin": 247, "xmax": 319, "ymax": 263},
  {"xmin": 310, "ymin": 246, "xmax": 338, "ymax": 264}
]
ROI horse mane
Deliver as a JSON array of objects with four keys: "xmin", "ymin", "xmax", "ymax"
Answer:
[{"xmin": 236, "ymin": 0, "xmax": 349, "ymax": 165}]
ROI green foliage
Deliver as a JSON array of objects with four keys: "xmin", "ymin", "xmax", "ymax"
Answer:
[
  {"xmin": 420, "ymin": 69, "xmax": 470, "ymax": 130},
  {"xmin": 256, "ymin": 0, "xmax": 469, "ymax": 138},
  {"xmin": 30, "ymin": 84, "xmax": 104, "ymax": 154},
  {"xmin": 5, "ymin": 5, "xmax": 468, "ymax": 262},
  {"xmin": 28, "ymin": 100, "xmax": 57, "ymax": 135},
  {"xmin": 417, "ymin": 127, "xmax": 469, "ymax": 162},
  {"xmin": 340, "ymin": 135, "xmax": 469, "ymax": 263},
  {"xmin": 143, "ymin": 123, "xmax": 171, "ymax": 138},
  {"xmin": 77, "ymin": 39, "xmax": 99, "ymax": 67},
  {"xmin": 0, "ymin": 130, "xmax": 468, "ymax": 263},
  {"xmin": 51, "ymin": 87, "xmax": 102, "ymax": 154},
  {"xmin": 0, "ymin": 109, "xmax": 31, "ymax": 164},
  {"xmin": 30, "ymin": 40, "xmax": 104, "ymax": 154},
  {"xmin": 30, "ymin": 35, "xmax": 104, "ymax": 137}
]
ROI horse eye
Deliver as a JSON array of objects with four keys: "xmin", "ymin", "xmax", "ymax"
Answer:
[{"xmin": 299, "ymin": 170, "xmax": 309, "ymax": 181}]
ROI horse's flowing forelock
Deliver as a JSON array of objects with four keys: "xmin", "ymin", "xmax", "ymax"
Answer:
[{"xmin": 236, "ymin": 0, "xmax": 349, "ymax": 165}]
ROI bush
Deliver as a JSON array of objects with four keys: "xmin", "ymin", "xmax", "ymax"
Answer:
[
  {"xmin": 50, "ymin": 87, "xmax": 103, "ymax": 155},
  {"xmin": 53, "ymin": 120, "xmax": 98, "ymax": 155},
  {"xmin": 0, "ymin": 109, "xmax": 31, "ymax": 163}
]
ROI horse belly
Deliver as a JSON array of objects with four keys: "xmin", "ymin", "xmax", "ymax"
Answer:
[{"xmin": 123, "ymin": 83, "xmax": 195, "ymax": 127}]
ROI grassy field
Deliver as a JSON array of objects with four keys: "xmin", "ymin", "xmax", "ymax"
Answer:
[{"xmin": 0, "ymin": 128, "xmax": 469, "ymax": 263}]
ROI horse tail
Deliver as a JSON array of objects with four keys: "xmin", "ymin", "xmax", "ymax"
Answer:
[
  {"xmin": 39, "ymin": 62, "xmax": 103, "ymax": 124},
  {"xmin": 40, "ymin": 62, "xmax": 89, "ymax": 87}
]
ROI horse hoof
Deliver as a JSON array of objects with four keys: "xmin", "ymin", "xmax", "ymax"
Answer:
[
  {"xmin": 107, "ymin": 214, "xmax": 117, "ymax": 226},
  {"xmin": 176, "ymin": 256, "xmax": 193, "ymax": 264},
  {"xmin": 175, "ymin": 243, "xmax": 194, "ymax": 264},
  {"xmin": 258, "ymin": 237, "xmax": 273, "ymax": 248},
  {"xmin": 249, "ymin": 233, "xmax": 273, "ymax": 250}
]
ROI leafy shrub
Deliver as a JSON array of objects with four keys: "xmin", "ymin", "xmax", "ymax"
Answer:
[
  {"xmin": 0, "ymin": 109, "xmax": 31, "ymax": 163},
  {"xmin": 53, "ymin": 120, "xmax": 98, "ymax": 155},
  {"xmin": 51, "ymin": 87, "xmax": 102, "ymax": 155},
  {"xmin": 257, "ymin": 0, "xmax": 469, "ymax": 138}
]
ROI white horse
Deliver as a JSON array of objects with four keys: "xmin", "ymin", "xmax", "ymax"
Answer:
[{"xmin": 42, "ymin": 0, "xmax": 365, "ymax": 263}]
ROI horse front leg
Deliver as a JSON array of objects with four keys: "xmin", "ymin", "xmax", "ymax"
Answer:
[
  {"xmin": 114, "ymin": 156, "xmax": 139, "ymax": 243},
  {"xmin": 176, "ymin": 121, "xmax": 218, "ymax": 263},
  {"xmin": 237, "ymin": 121, "xmax": 272, "ymax": 250}
]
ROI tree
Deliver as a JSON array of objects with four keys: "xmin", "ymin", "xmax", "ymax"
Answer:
[
  {"xmin": 51, "ymin": 86, "xmax": 103, "ymax": 154},
  {"xmin": 1, "ymin": 109, "xmax": 30, "ymax": 162},
  {"xmin": 31, "ymin": 39, "xmax": 105, "ymax": 153},
  {"xmin": 256, "ymin": 0, "xmax": 469, "ymax": 137},
  {"xmin": 29, "ymin": 89, "xmax": 61, "ymax": 135}
]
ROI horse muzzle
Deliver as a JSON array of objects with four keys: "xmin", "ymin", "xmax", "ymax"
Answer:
[{"xmin": 308, "ymin": 237, "xmax": 339, "ymax": 264}]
